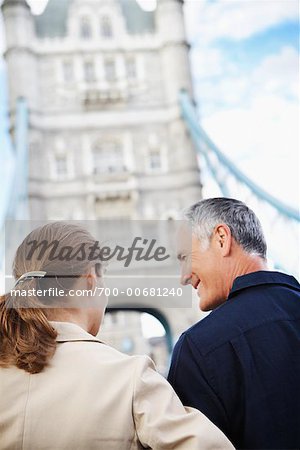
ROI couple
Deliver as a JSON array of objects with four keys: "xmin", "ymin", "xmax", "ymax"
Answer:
[{"xmin": 0, "ymin": 197, "xmax": 299, "ymax": 449}]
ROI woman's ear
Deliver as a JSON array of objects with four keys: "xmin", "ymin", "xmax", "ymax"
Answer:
[{"xmin": 213, "ymin": 224, "xmax": 232, "ymax": 257}]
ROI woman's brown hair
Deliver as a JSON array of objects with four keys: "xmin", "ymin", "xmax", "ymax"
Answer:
[{"xmin": 0, "ymin": 222, "xmax": 98, "ymax": 374}]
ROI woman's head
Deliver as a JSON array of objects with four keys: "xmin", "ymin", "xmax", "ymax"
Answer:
[
  {"xmin": 14, "ymin": 221, "xmax": 98, "ymax": 285},
  {"xmin": 0, "ymin": 222, "xmax": 107, "ymax": 373}
]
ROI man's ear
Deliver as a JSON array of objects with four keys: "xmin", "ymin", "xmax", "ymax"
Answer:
[
  {"xmin": 86, "ymin": 266, "xmax": 97, "ymax": 290},
  {"xmin": 212, "ymin": 224, "xmax": 232, "ymax": 256}
]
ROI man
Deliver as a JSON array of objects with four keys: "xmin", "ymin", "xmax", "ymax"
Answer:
[{"xmin": 168, "ymin": 198, "xmax": 300, "ymax": 449}]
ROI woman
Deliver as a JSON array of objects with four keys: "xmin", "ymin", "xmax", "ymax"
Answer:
[{"xmin": 0, "ymin": 222, "xmax": 234, "ymax": 450}]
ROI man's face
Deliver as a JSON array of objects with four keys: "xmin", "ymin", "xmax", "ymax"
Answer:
[{"xmin": 177, "ymin": 225, "xmax": 227, "ymax": 311}]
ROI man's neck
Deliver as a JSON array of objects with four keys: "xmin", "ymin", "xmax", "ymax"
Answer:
[
  {"xmin": 226, "ymin": 249, "xmax": 269, "ymax": 298},
  {"xmin": 229, "ymin": 253, "xmax": 268, "ymax": 295}
]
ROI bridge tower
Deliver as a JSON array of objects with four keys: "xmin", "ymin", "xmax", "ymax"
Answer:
[
  {"xmin": 2, "ymin": 0, "xmax": 39, "ymax": 113},
  {"xmin": 157, "ymin": 0, "xmax": 194, "ymax": 103}
]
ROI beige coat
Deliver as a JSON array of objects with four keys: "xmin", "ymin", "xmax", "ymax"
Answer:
[{"xmin": 0, "ymin": 321, "xmax": 234, "ymax": 450}]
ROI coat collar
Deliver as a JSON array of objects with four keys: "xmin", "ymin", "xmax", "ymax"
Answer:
[
  {"xmin": 49, "ymin": 321, "xmax": 104, "ymax": 344},
  {"xmin": 228, "ymin": 270, "xmax": 300, "ymax": 299}
]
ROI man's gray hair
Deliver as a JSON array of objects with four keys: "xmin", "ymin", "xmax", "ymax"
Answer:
[{"xmin": 183, "ymin": 198, "xmax": 267, "ymax": 258}]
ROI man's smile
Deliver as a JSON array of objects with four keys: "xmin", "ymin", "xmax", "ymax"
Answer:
[{"xmin": 193, "ymin": 278, "xmax": 200, "ymax": 290}]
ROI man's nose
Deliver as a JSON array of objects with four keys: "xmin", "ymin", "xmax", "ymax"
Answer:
[{"xmin": 181, "ymin": 273, "xmax": 192, "ymax": 286}]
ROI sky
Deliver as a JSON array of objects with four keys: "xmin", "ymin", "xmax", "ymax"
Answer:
[{"xmin": 184, "ymin": 0, "xmax": 299, "ymax": 210}]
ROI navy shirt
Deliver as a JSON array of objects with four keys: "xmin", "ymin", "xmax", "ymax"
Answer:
[{"xmin": 168, "ymin": 271, "xmax": 300, "ymax": 449}]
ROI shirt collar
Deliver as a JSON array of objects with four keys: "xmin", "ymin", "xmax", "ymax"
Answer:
[
  {"xmin": 49, "ymin": 321, "xmax": 103, "ymax": 344},
  {"xmin": 228, "ymin": 270, "xmax": 300, "ymax": 299}
]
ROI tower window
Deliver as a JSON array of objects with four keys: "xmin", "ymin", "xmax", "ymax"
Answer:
[
  {"xmin": 149, "ymin": 148, "xmax": 162, "ymax": 170},
  {"xmin": 100, "ymin": 16, "xmax": 113, "ymax": 38},
  {"xmin": 104, "ymin": 59, "xmax": 116, "ymax": 82},
  {"xmin": 84, "ymin": 61, "xmax": 95, "ymax": 82},
  {"xmin": 55, "ymin": 154, "xmax": 68, "ymax": 178},
  {"xmin": 80, "ymin": 17, "xmax": 92, "ymax": 39},
  {"xmin": 62, "ymin": 61, "xmax": 73, "ymax": 82},
  {"xmin": 126, "ymin": 57, "xmax": 136, "ymax": 80}
]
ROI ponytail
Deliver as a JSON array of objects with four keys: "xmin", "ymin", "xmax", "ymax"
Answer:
[
  {"xmin": 0, "ymin": 290, "xmax": 58, "ymax": 374},
  {"xmin": 1, "ymin": 221, "xmax": 98, "ymax": 374}
]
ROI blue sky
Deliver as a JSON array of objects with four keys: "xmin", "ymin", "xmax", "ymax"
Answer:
[
  {"xmin": 212, "ymin": 21, "xmax": 299, "ymax": 75},
  {"xmin": 184, "ymin": 0, "xmax": 299, "ymax": 211}
]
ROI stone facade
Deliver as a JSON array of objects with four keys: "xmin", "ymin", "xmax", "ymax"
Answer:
[{"xmin": 2, "ymin": 0, "xmax": 202, "ymax": 221}]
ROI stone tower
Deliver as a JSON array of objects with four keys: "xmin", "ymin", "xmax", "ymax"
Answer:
[
  {"xmin": 157, "ymin": 0, "xmax": 194, "ymax": 103},
  {"xmin": 1, "ymin": 0, "xmax": 204, "ymax": 348},
  {"xmin": 2, "ymin": 0, "xmax": 38, "ymax": 113},
  {"xmin": 2, "ymin": 0, "xmax": 202, "ymax": 220}
]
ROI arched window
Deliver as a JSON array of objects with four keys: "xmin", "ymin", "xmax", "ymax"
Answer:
[
  {"xmin": 84, "ymin": 61, "xmax": 95, "ymax": 82},
  {"xmin": 149, "ymin": 148, "xmax": 161, "ymax": 170},
  {"xmin": 62, "ymin": 60, "xmax": 73, "ymax": 83},
  {"xmin": 147, "ymin": 133, "xmax": 164, "ymax": 172},
  {"xmin": 126, "ymin": 57, "xmax": 136, "ymax": 80},
  {"xmin": 55, "ymin": 154, "xmax": 68, "ymax": 179},
  {"xmin": 101, "ymin": 309, "xmax": 172, "ymax": 375},
  {"xmin": 80, "ymin": 17, "xmax": 92, "ymax": 39},
  {"xmin": 100, "ymin": 16, "xmax": 113, "ymax": 38},
  {"xmin": 104, "ymin": 59, "xmax": 116, "ymax": 82}
]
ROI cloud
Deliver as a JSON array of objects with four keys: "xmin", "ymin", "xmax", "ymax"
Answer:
[
  {"xmin": 193, "ymin": 45, "xmax": 299, "ymax": 115},
  {"xmin": 185, "ymin": 0, "xmax": 299, "ymax": 43},
  {"xmin": 196, "ymin": 44, "xmax": 299, "ymax": 208},
  {"xmin": 137, "ymin": 0, "xmax": 157, "ymax": 12},
  {"xmin": 183, "ymin": 0, "xmax": 298, "ymax": 214},
  {"xmin": 27, "ymin": 0, "xmax": 49, "ymax": 15},
  {"xmin": 202, "ymin": 94, "xmax": 299, "ymax": 208},
  {"xmin": 199, "ymin": 89, "xmax": 299, "ymax": 276},
  {"xmin": 251, "ymin": 46, "xmax": 299, "ymax": 99},
  {"xmin": 191, "ymin": 47, "xmax": 223, "ymax": 78}
]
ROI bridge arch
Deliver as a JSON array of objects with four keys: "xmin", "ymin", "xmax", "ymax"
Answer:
[{"xmin": 106, "ymin": 306, "xmax": 173, "ymax": 354}]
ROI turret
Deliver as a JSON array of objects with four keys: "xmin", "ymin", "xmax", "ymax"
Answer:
[
  {"xmin": 156, "ymin": 0, "xmax": 194, "ymax": 104},
  {"xmin": 1, "ymin": 0, "xmax": 39, "ymax": 111}
]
